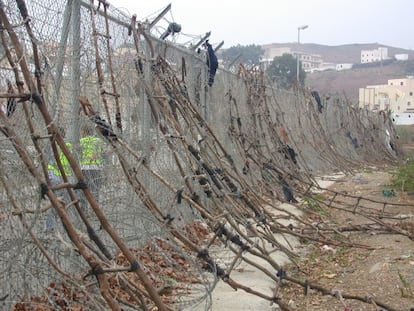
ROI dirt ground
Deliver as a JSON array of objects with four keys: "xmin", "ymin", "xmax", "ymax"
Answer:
[{"xmin": 279, "ymin": 167, "xmax": 414, "ymax": 311}]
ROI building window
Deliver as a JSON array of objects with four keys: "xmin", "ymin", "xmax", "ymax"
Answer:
[
  {"xmin": 408, "ymin": 102, "xmax": 411, "ymax": 106},
  {"xmin": 410, "ymin": 92, "xmax": 413, "ymax": 96},
  {"xmin": 400, "ymin": 82, "xmax": 404, "ymax": 86}
]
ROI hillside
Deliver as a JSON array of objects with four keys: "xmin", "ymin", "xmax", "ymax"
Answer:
[
  {"xmin": 305, "ymin": 60, "xmax": 414, "ymax": 103},
  {"xmin": 262, "ymin": 43, "xmax": 414, "ymax": 103},
  {"xmin": 263, "ymin": 42, "xmax": 414, "ymax": 63}
]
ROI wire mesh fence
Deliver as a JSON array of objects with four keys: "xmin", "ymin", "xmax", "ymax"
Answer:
[{"xmin": 0, "ymin": 0, "xmax": 405, "ymax": 310}]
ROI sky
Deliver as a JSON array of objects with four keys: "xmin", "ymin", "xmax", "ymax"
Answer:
[{"xmin": 111, "ymin": 0, "xmax": 413, "ymax": 50}]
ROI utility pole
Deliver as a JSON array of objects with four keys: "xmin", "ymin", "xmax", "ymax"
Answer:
[{"xmin": 296, "ymin": 25, "xmax": 308, "ymax": 84}]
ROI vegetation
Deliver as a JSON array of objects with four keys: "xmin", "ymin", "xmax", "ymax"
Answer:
[
  {"xmin": 391, "ymin": 160, "xmax": 414, "ymax": 192},
  {"xmin": 395, "ymin": 125, "xmax": 414, "ymax": 159},
  {"xmin": 403, "ymin": 59, "xmax": 414, "ymax": 75},
  {"xmin": 220, "ymin": 44, "xmax": 264, "ymax": 66},
  {"xmin": 395, "ymin": 125, "xmax": 414, "ymax": 144},
  {"xmin": 301, "ymin": 194, "xmax": 328, "ymax": 216},
  {"xmin": 266, "ymin": 53, "xmax": 306, "ymax": 89},
  {"xmin": 351, "ymin": 58, "xmax": 414, "ymax": 73},
  {"xmin": 398, "ymin": 269, "xmax": 413, "ymax": 298},
  {"xmin": 352, "ymin": 58, "xmax": 394, "ymax": 69}
]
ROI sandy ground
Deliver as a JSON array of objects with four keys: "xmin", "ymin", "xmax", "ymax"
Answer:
[
  {"xmin": 191, "ymin": 170, "xmax": 414, "ymax": 311},
  {"xmin": 191, "ymin": 177, "xmax": 339, "ymax": 311}
]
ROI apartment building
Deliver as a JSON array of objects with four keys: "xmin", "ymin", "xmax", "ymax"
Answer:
[
  {"xmin": 260, "ymin": 45, "xmax": 322, "ymax": 72},
  {"xmin": 262, "ymin": 46, "xmax": 293, "ymax": 62},
  {"xmin": 360, "ymin": 47, "xmax": 389, "ymax": 64},
  {"xmin": 260, "ymin": 46, "xmax": 293, "ymax": 70},
  {"xmin": 359, "ymin": 77, "xmax": 414, "ymax": 124},
  {"xmin": 299, "ymin": 52, "xmax": 323, "ymax": 72}
]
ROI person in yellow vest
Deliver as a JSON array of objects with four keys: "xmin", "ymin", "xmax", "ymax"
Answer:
[
  {"xmin": 47, "ymin": 145, "xmax": 72, "ymax": 182},
  {"xmin": 80, "ymin": 126, "xmax": 103, "ymax": 206},
  {"xmin": 45, "ymin": 127, "xmax": 72, "ymax": 231}
]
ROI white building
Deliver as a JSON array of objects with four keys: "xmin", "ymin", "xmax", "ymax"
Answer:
[
  {"xmin": 298, "ymin": 52, "xmax": 323, "ymax": 72},
  {"xmin": 260, "ymin": 47, "xmax": 292, "ymax": 70},
  {"xmin": 336, "ymin": 63, "xmax": 353, "ymax": 71},
  {"xmin": 262, "ymin": 46, "xmax": 293, "ymax": 62},
  {"xmin": 395, "ymin": 54, "xmax": 408, "ymax": 61},
  {"xmin": 360, "ymin": 47, "xmax": 389, "ymax": 64},
  {"xmin": 260, "ymin": 45, "xmax": 322, "ymax": 72}
]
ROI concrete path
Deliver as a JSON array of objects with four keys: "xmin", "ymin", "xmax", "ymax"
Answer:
[{"xmin": 190, "ymin": 175, "xmax": 341, "ymax": 310}]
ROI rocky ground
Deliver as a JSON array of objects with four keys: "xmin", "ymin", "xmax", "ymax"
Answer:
[
  {"xmin": 198, "ymin": 167, "xmax": 414, "ymax": 311},
  {"xmin": 5, "ymin": 167, "xmax": 413, "ymax": 311},
  {"xmin": 278, "ymin": 168, "xmax": 414, "ymax": 311}
]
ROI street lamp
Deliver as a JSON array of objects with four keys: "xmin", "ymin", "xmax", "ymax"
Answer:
[{"xmin": 296, "ymin": 24, "xmax": 308, "ymax": 84}]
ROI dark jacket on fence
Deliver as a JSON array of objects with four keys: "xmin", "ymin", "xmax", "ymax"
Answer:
[{"xmin": 205, "ymin": 41, "xmax": 218, "ymax": 86}]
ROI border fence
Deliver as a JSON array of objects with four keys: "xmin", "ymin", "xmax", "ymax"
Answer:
[{"xmin": 0, "ymin": 0, "xmax": 406, "ymax": 310}]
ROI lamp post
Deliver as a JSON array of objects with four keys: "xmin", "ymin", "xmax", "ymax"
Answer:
[{"xmin": 296, "ymin": 24, "xmax": 308, "ymax": 84}]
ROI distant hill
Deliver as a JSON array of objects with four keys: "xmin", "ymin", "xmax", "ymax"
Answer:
[
  {"xmin": 262, "ymin": 42, "xmax": 414, "ymax": 63},
  {"xmin": 305, "ymin": 61, "xmax": 414, "ymax": 104},
  {"xmin": 261, "ymin": 43, "xmax": 414, "ymax": 103}
]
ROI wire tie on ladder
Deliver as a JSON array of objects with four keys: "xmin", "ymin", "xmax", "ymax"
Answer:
[
  {"xmin": 40, "ymin": 183, "xmax": 48, "ymax": 199},
  {"xmin": 130, "ymin": 259, "xmax": 140, "ymax": 272}
]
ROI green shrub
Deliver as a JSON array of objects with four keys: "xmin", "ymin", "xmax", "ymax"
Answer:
[
  {"xmin": 391, "ymin": 160, "xmax": 414, "ymax": 192},
  {"xmin": 302, "ymin": 194, "xmax": 329, "ymax": 215},
  {"xmin": 395, "ymin": 125, "xmax": 413, "ymax": 144}
]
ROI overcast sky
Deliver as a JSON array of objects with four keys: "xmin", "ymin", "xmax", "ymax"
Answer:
[{"xmin": 112, "ymin": 0, "xmax": 413, "ymax": 50}]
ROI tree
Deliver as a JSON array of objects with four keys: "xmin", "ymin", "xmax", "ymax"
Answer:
[
  {"xmin": 403, "ymin": 59, "xmax": 414, "ymax": 75},
  {"xmin": 266, "ymin": 53, "xmax": 306, "ymax": 89},
  {"xmin": 221, "ymin": 44, "xmax": 264, "ymax": 66}
]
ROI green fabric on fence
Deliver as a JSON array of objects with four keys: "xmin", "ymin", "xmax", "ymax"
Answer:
[{"xmin": 382, "ymin": 189, "xmax": 396, "ymax": 197}]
